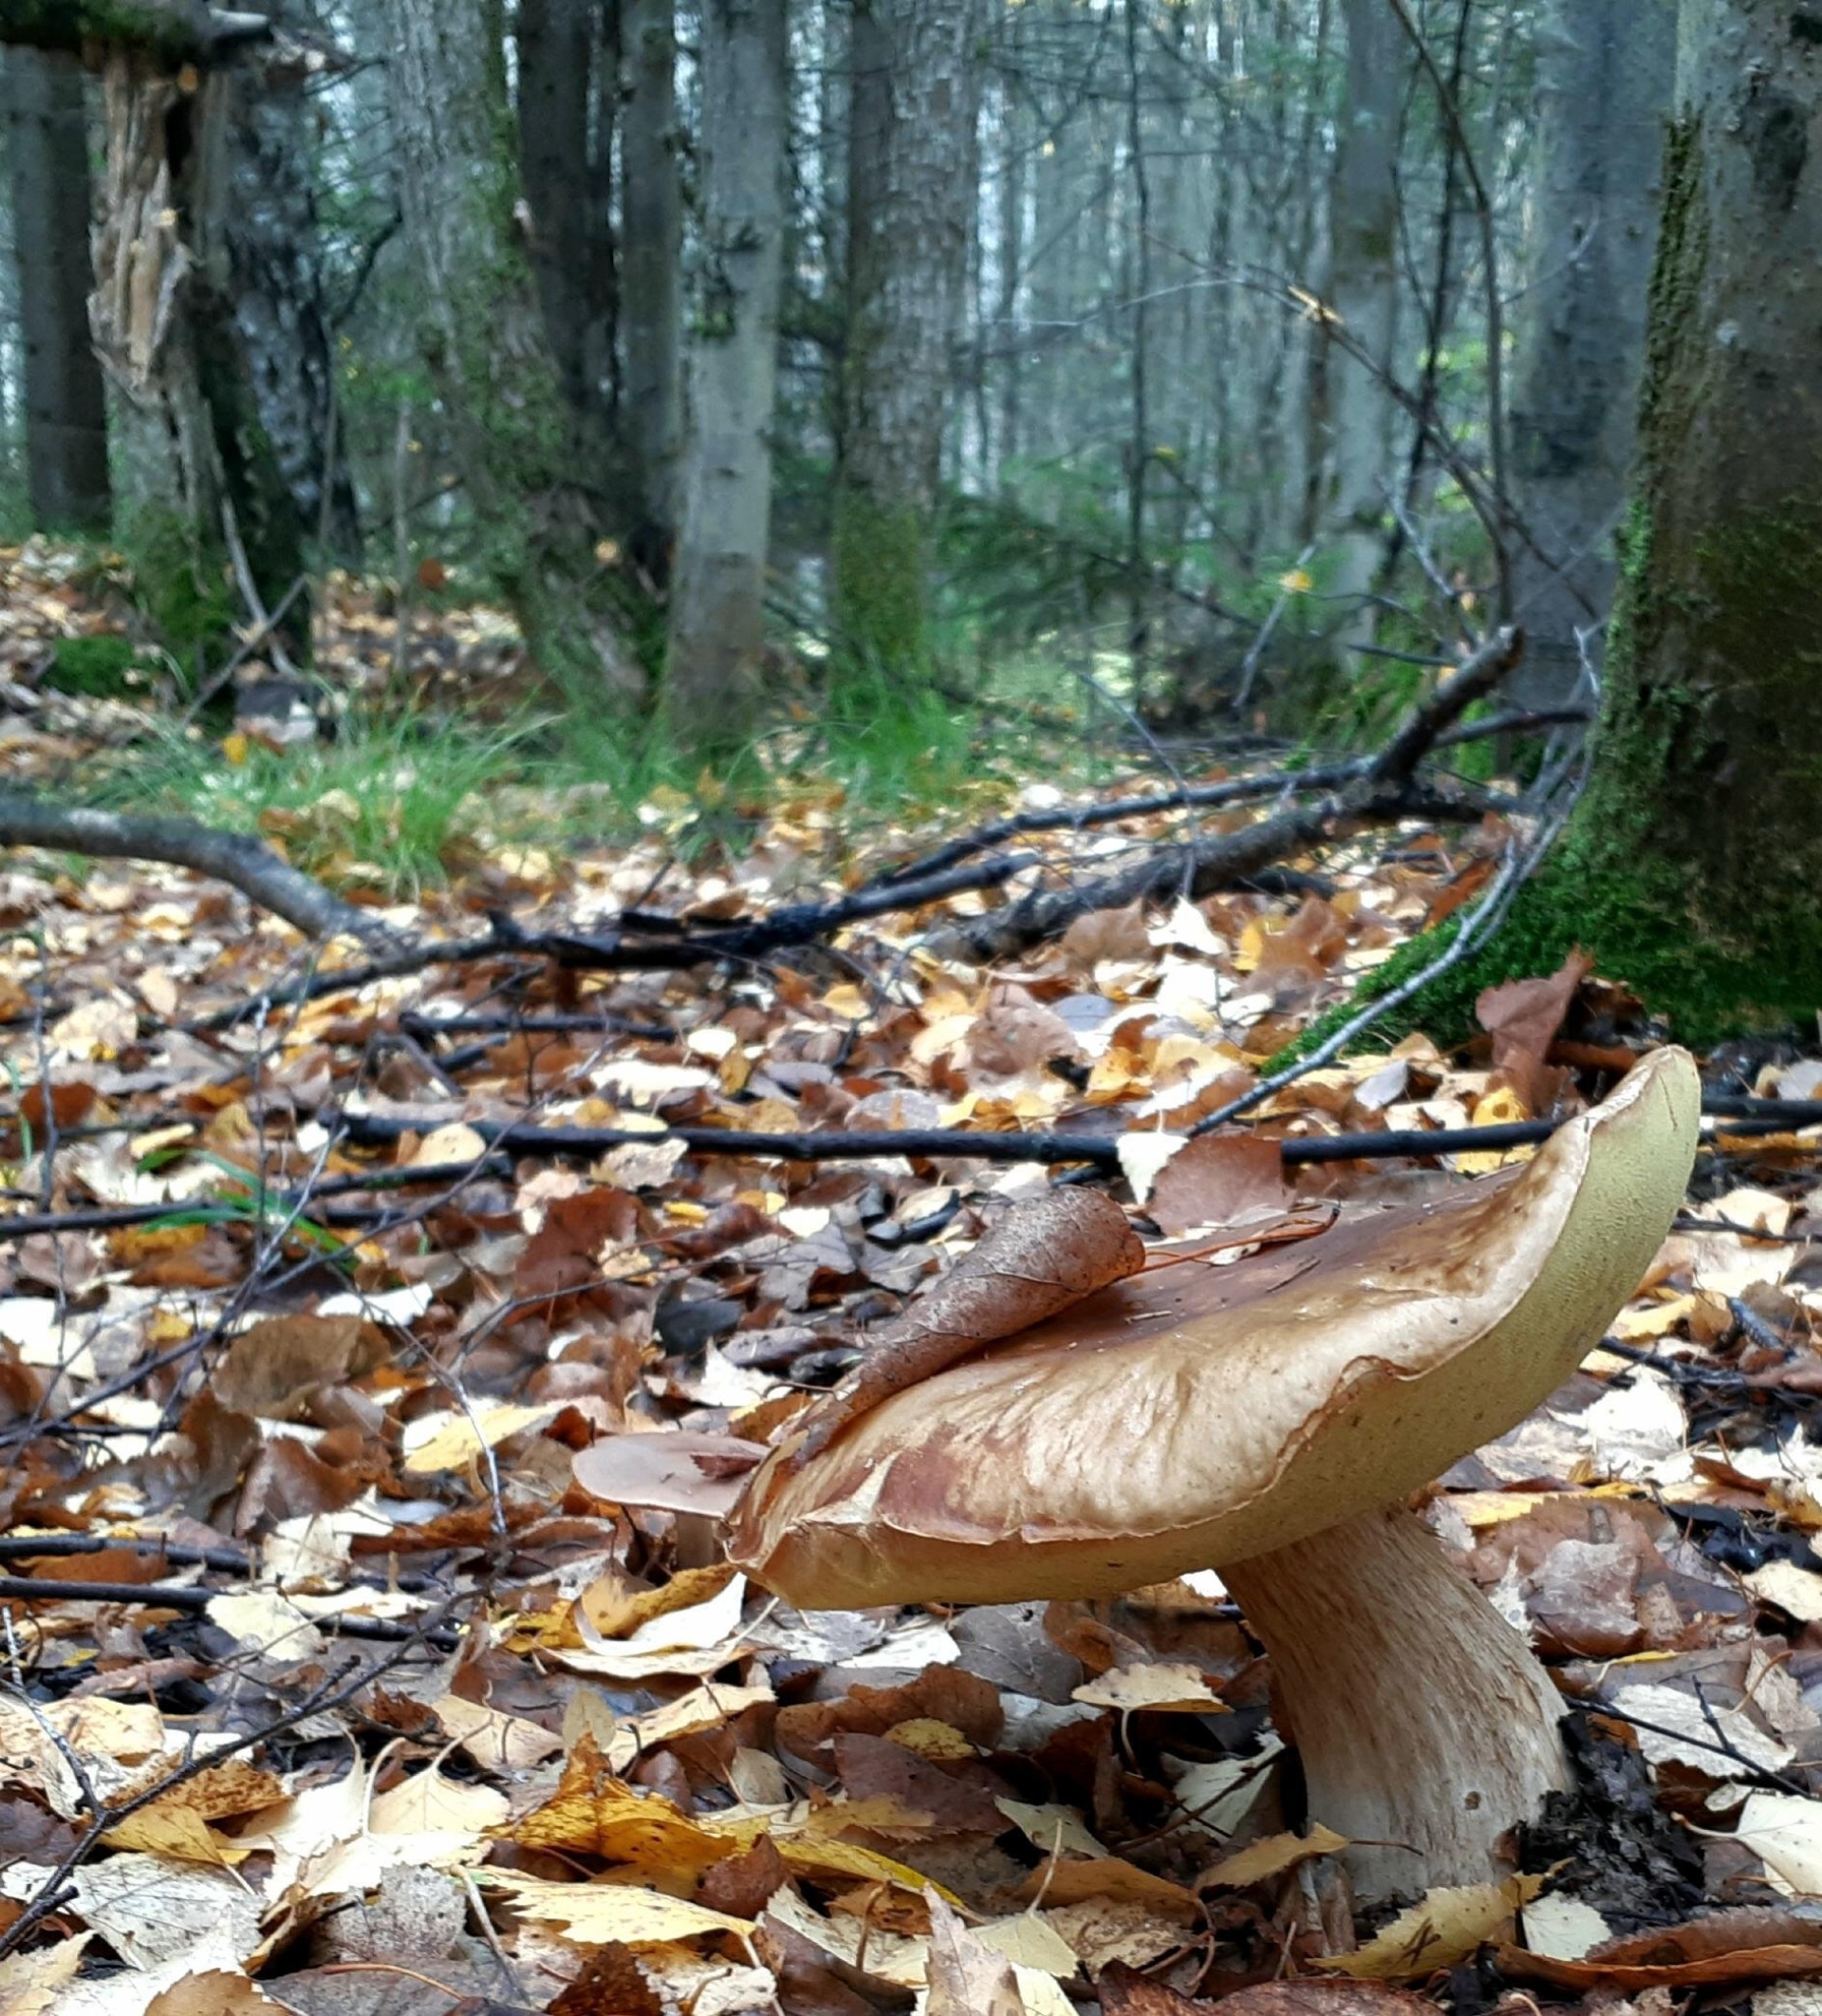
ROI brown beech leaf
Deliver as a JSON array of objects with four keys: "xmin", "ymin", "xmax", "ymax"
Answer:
[
  {"xmin": 516, "ymin": 1185, "xmax": 641, "ymax": 1299},
  {"xmin": 214, "ymin": 1314, "xmax": 383, "ymax": 1421},
  {"xmin": 1477, "ymin": 950, "xmax": 1593, "ymax": 1111},
  {"xmin": 1146, "ymin": 1134, "xmax": 1292, "ymax": 1237},
  {"xmin": 779, "ymin": 1188, "xmax": 1143, "ymax": 1468},
  {"xmin": 548, "ymin": 1940, "xmax": 665, "ymax": 2016}
]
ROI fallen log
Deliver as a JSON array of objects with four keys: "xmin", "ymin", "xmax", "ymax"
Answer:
[{"xmin": 0, "ymin": 791, "xmax": 394, "ymax": 944}]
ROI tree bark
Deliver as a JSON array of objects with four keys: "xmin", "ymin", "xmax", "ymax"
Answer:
[
  {"xmin": 517, "ymin": 0, "xmax": 617, "ymax": 469},
  {"xmin": 832, "ymin": 0, "xmax": 979, "ymax": 680},
  {"xmin": 89, "ymin": 50, "xmax": 313, "ymax": 664},
  {"xmin": 1399, "ymin": 0, "xmax": 1822, "ymax": 1040},
  {"xmin": 619, "ymin": 0, "xmax": 681, "ymax": 575},
  {"xmin": 217, "ymin": 27, "xmax": 362, "ymax": 570},
  {"xmin": 1308, "ymin": 0, "xmax": 1403, "ymax": 651},
  {"xmin": 387, "ymin": 0, "xmax": 641, "ymax": 707},
  {"xmin": 2, "ymin": 46, "xmax": 111, "ymax": 532},
  {"xmin": 1507, "ymin": 0, "xmax": 1676, "ymax": 709},
  {"xmin": 663, "ymin": 0, "xmax": 787, "ymax": 743}
]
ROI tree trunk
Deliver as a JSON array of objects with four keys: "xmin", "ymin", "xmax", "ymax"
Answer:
[
  {"xmin": 662, "ymin": 0, "xmax": 787, "ymax": 742},
  {"xmin": 833, "ymin": 0, "xmax": 979, "ymax": 681},
  {"xmin": 1399, "ymin": 0, "xmax": 1822, "ymax": 1039},
  {"xmin": 1309, "ymin": 0, "xmax": 1401, "ymax": 648},
  {"xmin": 89, "ymin": 50, "xmax": 312, "ymax": 664},
  {"xmin": 1506, "ymin": 0, "xmax": 1676, "ymax": 709},
  {"xmin": 387, "ymin": 0, "xmax": 641, "ymax": 706},
  {"xmin": 619, "ymin": 0, "xmax": 681, "ymax": 576},
  {"xmin": 989, "ymin": 68, "xmax": 1022, "ymax": 486},
  {"xmin": 517, "ymin": 0, "xmax": 617, "ymax": 468},
  {"xmin": 2, "ymin": 46, "xmax": 111, "ymax": 532},
  {"xmin": 216, "ymin": 28, "xmax": 362, "ymax": 569}
]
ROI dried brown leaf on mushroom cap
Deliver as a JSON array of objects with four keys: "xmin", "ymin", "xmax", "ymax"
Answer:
[{"xmin": 776, "ymin": 1185, "xmax": 1143, "ymax": 1470}]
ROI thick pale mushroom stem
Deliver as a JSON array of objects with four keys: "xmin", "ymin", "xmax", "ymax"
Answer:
[{"xmin": 1221, "ymin": 1503, "xmax": 1568, "ymax": 1905}]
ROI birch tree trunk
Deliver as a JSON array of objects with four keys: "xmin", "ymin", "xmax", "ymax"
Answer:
[
  {"xmin": 1506, "ymin": 0, "xmax": 1676, "ymax": 709},
  {"xmin": 1309, "ymin": 0, "xmax": 1402, "ymax": 647},
  {"xmin": 833, "ymin": 0, "xmax": 979, "ymax": 681},
  {"xmin": 620, "ymin": 0, "xmax": 682, "ymax": 575},
  {"xmin": 663, "ymin": 0, "xmax": 787, "ymax": 741},
  {"xmin": 2, "ymin": 46, "xmax": 111, "ymax": 532},
  {"xmin": 217, "ymin": 28, "xmax": 361, "ymax": 569},
  {"xmin": 387, "ymin": 0, "xmax": 640, "ymax": 705},
  {"xmin": 1413, "ymin": 0, "xmax": 1822, "ymax": 1036}
]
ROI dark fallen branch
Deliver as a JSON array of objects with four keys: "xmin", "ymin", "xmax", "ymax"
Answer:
[
  {"xmin": 0, "ymin": 1533, "xmax": 448, "ymax": 1599},
  {"xmin": 324, "ymin": 1099, "xmax": 1816, "ymax": 1174},
  {"xmin": 0, "ymin": 791, "xmax": 393, "ymax": 944},
  {"xmin": 400, "ymin": 1009, "xmax": 681, "ymax": 1045},
  {"xmin": 927, "ymin": 627, "xmax": 1527, "ymax": 963},
  {"xmin": 869, "ymin": 691, "xmax": 1580, "ymax": 891},
  {"xmin": 195, "ymin": 854, "xmax": 1038, "ymax": 1029},
  {"xmin": 0, "ymin": 1158, "xmax": 508, "ymax": 1245},
  {"xmin": 8, "ymin": 1100, "xmax": 1813, "ymax": 1250},
  {"xmin": 0, "ymin": 1575, "xmax": 456, "ymax": 1645},
  {"xmin": 510, "ymin": 852, "xmax": 1037, "ymax": 971},
  {"xmin": 0, "ymin": 1533, "xmax": 251, "ymax": 1572}
]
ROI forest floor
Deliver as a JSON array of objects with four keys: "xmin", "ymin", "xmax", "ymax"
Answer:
[{"xmin": 5, "ymin": 538, "xmax": 1822, "ymax": 2016}]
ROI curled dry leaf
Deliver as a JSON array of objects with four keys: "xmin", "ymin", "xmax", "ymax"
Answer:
[
  {"xmin": 1497, "ymin": 1905, "xmax": 1822, "ymax": 1990},
  {"xmin": 1476, "ymin": 950, "xmax": 1593, "ymax": 1111},
  {"xmin": 479, "ymin": 1870, "xmax": 754, "ymax": 1947},
  {"xmin": 777, "ymin": 1186, "xmax": 1143, "ymax": 1470},
  {"xmin": 1071, "ymin": 1663, "xmax": 1228, "ymax": 1713},
  {"xmin": 1098, "ymin": 1967, "xmax": 1445, "ymax": 2016}
]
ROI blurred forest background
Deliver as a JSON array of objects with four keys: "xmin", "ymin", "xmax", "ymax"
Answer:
[{"xmin": 0, "ymin": 0, "xmax": 1817, "ymax": 1031}]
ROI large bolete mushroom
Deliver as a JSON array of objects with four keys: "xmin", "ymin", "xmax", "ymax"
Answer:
[{"xmin": 730, "ymin": 1047, "xmax": 1701, "ymax": 1901}]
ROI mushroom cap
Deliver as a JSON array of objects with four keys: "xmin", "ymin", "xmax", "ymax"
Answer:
[{"xmin": 728, "ymin": 1046, "xmax": 1701, "ymax": 1610}]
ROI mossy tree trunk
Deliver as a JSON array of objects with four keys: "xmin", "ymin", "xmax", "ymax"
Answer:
[
  {"xmin": 1392, "ymin": 0, "xmax": 1822, "ymax": 1042},
  {"xmin": 832, "ymin": 0, "xmax": 978, "ymax": 684},
  {"xmin": 388, "ymin": 0, "xmax": 641, "ymax": 708}
]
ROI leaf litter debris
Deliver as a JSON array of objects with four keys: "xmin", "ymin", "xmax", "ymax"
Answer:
[{"xmin": 10, "ymin": 570, "xmax": 1822, "ymax": 2010}]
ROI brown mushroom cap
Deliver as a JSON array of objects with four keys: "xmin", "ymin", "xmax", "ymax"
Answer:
[{"xmin": 730, "ymin": 1046, "xmax": 1701, "ymax": 1609}]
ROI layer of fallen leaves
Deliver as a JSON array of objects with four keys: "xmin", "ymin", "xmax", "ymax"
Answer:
[{"xmin": 8, "ymin": 540, "xmax": 1822, "ymax": 2015}]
